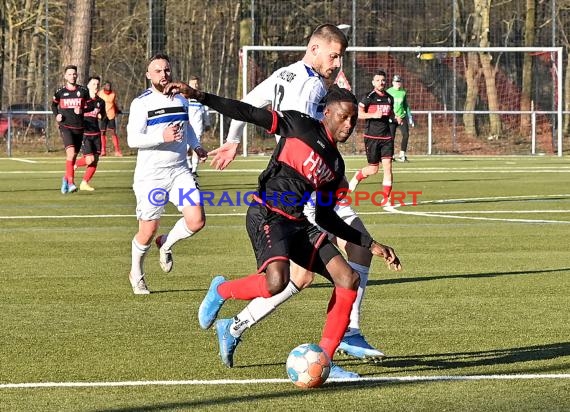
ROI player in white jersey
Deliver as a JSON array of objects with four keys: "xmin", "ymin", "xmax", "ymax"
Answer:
[
  {"xmin": 208, "ymin": 24, "xmax": 387, "ymax": 379},
  {"xmin": 127, "ymin": 53, "xmax": 208, "ymax": 295},
  {"xmin": 186, "ymin": 75, "xmax": 210, "ymax": 177}
]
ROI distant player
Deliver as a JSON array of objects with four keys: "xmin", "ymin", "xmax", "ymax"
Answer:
[
  {"xmin": 349, "ymin": 70, "xmax": 398, "ymax": 195},
  {"xmin": 52, "ymin": 65, "xmax": 91, "ymax": 194},
  {"xmin": 126, "ymin": 53, "xmax": 208, "ymax": 295},
  {"xmin": 75, "ymin": 76, "xmax": 105, "ymax": 191},
  {"xmin": 97, "ymin": 81, "xmax": 123, "ymax": 156}
]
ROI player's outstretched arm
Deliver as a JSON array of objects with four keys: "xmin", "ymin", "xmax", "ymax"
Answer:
[
  {"xmin": 369, "ymin": 241, "xmax": 402, "ymax": 271},
  {"xmin": 208, "ymin": 142, "xmax": 239, "ymax": 170}
]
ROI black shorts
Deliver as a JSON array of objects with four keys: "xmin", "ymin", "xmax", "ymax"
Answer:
[
  {"xmin": 246, "ymin": 203, "xmax": 340, "ymax": 279},
  {"xmin": 81, "ymin": 134, "xmax": 102, "ymax": 156},
  {"xmin": 364, "ymin": 137, "xmax": 394, "ymax": 165},
  {"xmin": 99, "ymin": 117, "xmax": 116, "ymax": 131},
  {"xmin": 60, "ymin": 127, "xmax": 84, "ymax": 152}
]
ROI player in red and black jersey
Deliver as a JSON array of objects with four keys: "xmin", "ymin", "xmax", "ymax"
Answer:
[
  {"xmin": 51, "ymin": 65, "xmax": 91, "ymax": 194},
  {"xmin": 348, "ymin": 70, "xmax": 400, "ymax": 196},
  {"xmin": 168, "ymin": 82, "xmax": 402, "ymax": 376},
  {"xmin": 74, "ymin": 76, "xmax": 105, "ymax": 191}
]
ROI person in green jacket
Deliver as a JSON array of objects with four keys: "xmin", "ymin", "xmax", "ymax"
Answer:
[{"xmin": 387, "ymin": 74, "xmax": 414, "ymax": 162}]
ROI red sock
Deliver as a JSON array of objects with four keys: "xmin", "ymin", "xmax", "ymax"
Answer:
[
  {"xmin": 217, "ymin": 274, "xmax": 272, "ymax": 300},
  {"xmin": 83, "ymin": 165, "xmax": 97, "ymax": 182},
  {"xmin": 112, "ymin": 135, "xmax": 122, "ymax": 152},
  {"xmin": 65, "ymin": 160, "xmax": 75, "ymax": 184},
  {"xmin": 356, "ymin": 170, "xmax": 365, "ymax": 182},
  {"xmin": 319, "ymin": 287, "xmax": 357, "ymax": 360},
  {"xmin": 75, "ymin": 157, "xmax": 87, "ymax": 168},
  {"xmin": 383, "ymin": 185, "xmax": 392, "ymax": 197}
]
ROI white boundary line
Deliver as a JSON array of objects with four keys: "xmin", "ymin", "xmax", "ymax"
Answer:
[
  {"xmin": 2, "ymin": 373, "xmax": 569, "ymax": 389},
  {"xmin": 8, "ymin": 158, "xmax": 37, "ymax": 164},
  {"xmin": 383, "ymin": 194, "xmax": 570, "ymax": 224}
]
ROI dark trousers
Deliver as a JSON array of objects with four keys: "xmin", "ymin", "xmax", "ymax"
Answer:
[{"xmin": 390, "ymin": 118, "xmax": 410, "ymax": 152}]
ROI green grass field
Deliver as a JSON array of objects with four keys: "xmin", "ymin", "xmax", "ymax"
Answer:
[{"xmin": 0, "ymin": 155, "xmax": 569, "ymax": 411}]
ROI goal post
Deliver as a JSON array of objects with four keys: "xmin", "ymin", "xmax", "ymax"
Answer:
[{"xmin": 240, "ymin": 46, "xmax": 563, "ymax": 157}]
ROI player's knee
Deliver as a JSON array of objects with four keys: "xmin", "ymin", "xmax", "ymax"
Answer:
[
  {"xmin": 265, "ymin": 266, "xmax": 290, "ymax": 295},
  {"xmin": 346, "ymin": 270, "xmax": 360, "ymax": 290},
  {"xmin": 183, "ymin": 211, "xmax": 206, "ymax": 232},
  {"xmin": 290, "ymin": 267, "xmax": 315, "ymax": 289},
  {"xmin": 335, "ymin": 267, "xmax": 360, "ymax": 291}
]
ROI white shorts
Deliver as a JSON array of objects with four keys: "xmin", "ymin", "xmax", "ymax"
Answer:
[
  {"xmin": 133, "ymin": 168, "xmax": 201, "ymax": 220},
  {"xmin": 304, "ymin": 193, "xmax": 358, "ymax": 228}
]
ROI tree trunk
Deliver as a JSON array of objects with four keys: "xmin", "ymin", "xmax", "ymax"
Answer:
[
  {"xmin": 464, "ymin": 52, "xmax": 479, "ymax": 137},
  {"xmin": 520, "ymin": 0, "xmax": 535, "ymax": 136},
  {"xmin": 478, "ymin": 0, "xmax": 501, "ymax": 138},
  {"xmin": 69, "ymin": 0, "xmax": 94, "ymax": 84}
]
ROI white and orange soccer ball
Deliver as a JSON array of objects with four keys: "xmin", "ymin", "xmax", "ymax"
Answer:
[{"xmin": 286, "ymin": 343, "xmax": 331, "ymax": 388}]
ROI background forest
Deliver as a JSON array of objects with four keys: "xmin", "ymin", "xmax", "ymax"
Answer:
[{"xmin": 1, "ymin": 0, "xmax": 569, "ymax": 154}]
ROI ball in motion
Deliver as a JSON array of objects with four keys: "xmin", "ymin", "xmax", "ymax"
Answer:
[{"xmin": 286, "ymin": 343, "xmax": 331, "ymax": 388}]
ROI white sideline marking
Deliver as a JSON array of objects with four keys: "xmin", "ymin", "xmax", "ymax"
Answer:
[
  {"xmin": 8, "ymin": 158, "xmax": 37, "ymax": 164},
  {"xmin": 2, "ymin": 167, "xmax": 570, "ymax": 175},
  {"xmin": 383, "ymin": 194, "xmax": 570, "ymax": 224},
  {"xmin": 1, "ymin": 374, "xmax": 569, "ymax": 389}
]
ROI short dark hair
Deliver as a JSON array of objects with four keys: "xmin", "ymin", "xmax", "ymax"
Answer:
[
  {"xmin": 63, "ymin": 65, "xmax": 77, "ymax": 72},
  {"xmin": 310, "ymin": 24, "xmax": 349, "ymax": 49},
  {"xmin": 189, "ymin": 75, "xmax": 200, "ymax": 81},
  {"xmin": 376, "ymin": 70, "xmax": 387, "ymax": 78},
  {"xmin": 88, "ymin": 75, "xmax": 101, "ymax": 83},
  {"xmin": 148, "ymin": 53, "xmax": 170, "ymax": 64},
  {"xmin": 323, "ymin": 84, "xmax": 357, "ymax": 106}
]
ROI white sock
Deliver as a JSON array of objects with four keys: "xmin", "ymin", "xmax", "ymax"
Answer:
[
  {"xmin": 229, "ymin": 281, "xmax": 300, "ymax": 338},
  {"xmin": 347, "ymin": 261, "xmax": 370, "ymax": 333},
  {"xmin": 399, "ymin": 150, "xmax": 405, "ymax": 157},
  {"xmin": 161, "ymin": 218, "xmax": 194, "ymax": 251},
  {"xmin": 131, "ymin": 237, "xmax": 151, "ymax": 282}
]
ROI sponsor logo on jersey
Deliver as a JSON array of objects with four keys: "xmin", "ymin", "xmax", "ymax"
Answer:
[
  {"xmin": 302, "ymin": 150, "xmax": 335, "ymax": 186},
  {"xmin": 60, "ymin": 98, "xmax": 83, "ymax": 108},
  {"xmin": 277, "ymin": 70, "xmax": 296, "ymax": 83}
]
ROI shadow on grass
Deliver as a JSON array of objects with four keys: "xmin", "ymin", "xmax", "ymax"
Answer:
[
  {"xmin": 369, "ymin": 267, "xmax": 570, "ymax": 286},
  {"xmin": 359, "ymin": 341, "xmax": 570, "ymax": 375},
  {"xmin": 93, "ymin": 379, "xmax": 398, "ymax": 412},
  {"xmin": 309, "ymin": 267, "xmax": 570, "ymax": 288}
]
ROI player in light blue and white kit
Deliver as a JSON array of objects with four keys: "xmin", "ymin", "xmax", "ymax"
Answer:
[
  {"xmin": 127, "ymin": 53, "xmax": 208, "ymax": 295},
  {"xmin": 208, "ymin": 24, "xmax": 385, "ymax": 379}
]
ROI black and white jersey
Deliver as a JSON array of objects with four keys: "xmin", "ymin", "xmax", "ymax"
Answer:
[
  {"xmin": 226, "ymin": 60, "xmax": 327, "ymax": 143},
  {"xmin": 359, "ymin": 90, "xmax": 394, "ymax": 139},
  {"xmin": 52, "ymin": 85, "xmax": 91, "ymax": 130},
  {"xmin": 202, "ymin": 92, "xmax": 373, "ymax": 249}
]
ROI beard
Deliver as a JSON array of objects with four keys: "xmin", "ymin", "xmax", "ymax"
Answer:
[{"xmin": 153, "ymin": 81, "xmax": 165, "ymax": 93}]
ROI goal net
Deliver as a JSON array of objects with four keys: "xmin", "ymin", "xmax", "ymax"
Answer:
[{"xmin": 239, "ymin": 46, "xmax": 563, "ymax": 157}]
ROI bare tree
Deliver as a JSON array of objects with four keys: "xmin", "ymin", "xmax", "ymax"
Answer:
[
  {"xmin": 519, "ymin": 0, "xmax": 536, "ymax": 136},
  {"xmin": 477, "ymin": 0, "xmax": 502, "ymax": 138},
  {"xmin": 62, "ymin": 0, "xmax": 95, "ymax": 83}
]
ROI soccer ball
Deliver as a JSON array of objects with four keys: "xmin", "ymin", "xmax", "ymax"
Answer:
[{"xmin": 286, "ymin": 343, "xmax": 331, "ymax": 388}]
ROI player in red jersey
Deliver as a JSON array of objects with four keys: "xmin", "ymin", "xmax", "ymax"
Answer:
[
  {"xmin": 348, "ymin": 70, "xmax": 399, "ymax": 196},
  {"xmin": 74, "ymin": 76, "xmax": 105, "ymax": 191},
  {"xmin": 165, "ymin": 82, "xmax": 402, "ymax": 379},
  {"xmin": 51, "ymin": 65, "xmax": 91, "ymax": 194}
]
